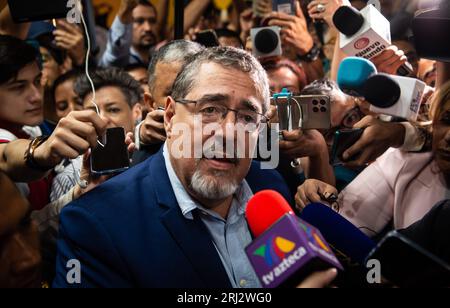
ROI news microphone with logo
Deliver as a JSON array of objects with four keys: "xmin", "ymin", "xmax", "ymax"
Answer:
[
  {"xmin": 245, "ymin": 190, "xmax": 343, "ymax": 288},
  {"xmin": 337, "ymin": 57, "xmax": 426, "ymax": 121},
  {"xmin": 300, "ymin": 203, "xmax": 376, "ymax": 265},
  {"xmin": 333, "ymin": 4, "xmax": 414, "ymax": 76},
  {"xmin": 364, "ymin": 73, "xmax": 426, "ymax": 121}
]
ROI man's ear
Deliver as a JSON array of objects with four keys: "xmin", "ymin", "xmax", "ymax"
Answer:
[
  {"xmin": 132, "ymin": 103, "xmax": 143, "ymax": 122},
  {"xmin": 144, "ymin": 92, "xmax": 156, "ymax": 111},
  {"xmin": 164, "ymin": 96, "xmax": 176, "ymax": 138}
]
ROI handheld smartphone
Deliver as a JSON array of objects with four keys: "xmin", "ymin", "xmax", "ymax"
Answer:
[
  {"xmin": 295, "ymin": 95, "xmax": 331, "ymax": 130},
  {"xmin": 270, "ymin": 94, "xmax": 331, "ymax": 131},
  {"xmin": 194, "ymin": 30, "xmax": 219, "ymax": 48},
  {"xmin": 330, "ymin": 128, "xmax": 364, "ymax": 165},
  {"xmin": 8, "ymin": 0, "xmax": 70, "ymax": 23},
  {"xmin": 272, "ymin": 0, "xmax": 295, "ymax": 15},
  {"xmin": 90, "ymin": 127, "xmax": 130, "ymax": 176},
  {"xmin": 366, "ymin": 231, "xmax": 450, "ymax": 287}
]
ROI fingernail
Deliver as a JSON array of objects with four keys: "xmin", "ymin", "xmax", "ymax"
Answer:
[
  {"xmin": 342, "ymin": 152, "xmax": 348, "ymax": 160},
  {"xmin": 323, "ymin": 192, "xmax": 331, "ymax": 199}
]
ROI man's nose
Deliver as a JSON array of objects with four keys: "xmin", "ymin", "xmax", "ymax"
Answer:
[
  {"xmin": 29, "ymin": 84, "xmax": 43, "ymax": 105},
  {"xmin": 99, "ymin": 112, "xmax": 113, "ymax": 128},
  {"xmin": 142, "ymin": 21, "xmax": 152, "ymax": 32}
]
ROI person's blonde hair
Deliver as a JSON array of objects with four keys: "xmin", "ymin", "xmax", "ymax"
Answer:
[{"xmin": 430, "ymin": 80, "xmax": 450, "ymax": 123}]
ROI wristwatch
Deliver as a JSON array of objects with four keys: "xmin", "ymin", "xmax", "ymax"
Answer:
[
  {"xmin": 24, "ymin": 136, "xmax": 53, "ymax": 172},
  {"xmin": 296, "ymin": 43, "xmax": 321, "ymax": 63}
]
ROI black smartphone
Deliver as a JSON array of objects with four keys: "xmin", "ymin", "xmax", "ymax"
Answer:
[
  {"xmin": 330, "ymin": 128, "xmax": 364, "ymax": 165},
  {"xmin": 90, "ymin": 127, "xmax": 130, "ymax": 176},
  {"xmin": 8, "ymin": 0, "xmax": 71, "ymax": 23},
  {"xmin": 366, "ymin": 231, "xmax": 450, "ymax": 287},
  {"xmin": 194, "ymin": 30, "xmax": 219, "ymax": 48}
]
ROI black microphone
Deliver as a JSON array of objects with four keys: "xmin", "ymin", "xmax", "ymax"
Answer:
[
  {"xmin": 251, "ymin": 26, "xmax": 282, "ymax": 58},
  {"xmin": 363, "ymin": 73, "xmax": 426, "ymax": 121},
  {"xmin": 362, "ymin": 74, "xmax": 401, "ymax": 108},
  {"xmin": 254, "ymin": 28, "xmax": 280, "ymax": 54}
]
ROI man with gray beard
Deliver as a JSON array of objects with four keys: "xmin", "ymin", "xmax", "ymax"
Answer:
[{"xmin": 53, "ymin": 47, "xmax": 336, "ymax": 288}]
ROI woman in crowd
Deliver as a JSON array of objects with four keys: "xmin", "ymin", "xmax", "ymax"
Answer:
[{"xmin": 296, "ymin": 81, "xmax": 450, "ymax": 237}]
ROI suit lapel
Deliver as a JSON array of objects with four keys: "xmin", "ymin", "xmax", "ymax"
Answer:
[{"xmin": 151, "ymin": 150, "xmax": 232, "ymax": 288}]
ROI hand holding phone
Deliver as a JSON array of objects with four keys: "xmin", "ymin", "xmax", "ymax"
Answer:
[
  {"xmin": 91, "ymin": 127, "xmax": 130, "ymax": 175},
  {"xmin": 330, "ymin": 128, "xmax": 364, "ymax": 165}
]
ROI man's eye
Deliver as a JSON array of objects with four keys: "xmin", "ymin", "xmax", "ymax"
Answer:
[
  {"xmin": 201, "ymin": 107, "xmax": 218, "ymax": 114},
  {"xmin": 13, "ymin": 85, "xmax": 26, "ymax": 92},
  {"xmin": 243, "ymin": 115, "xmax": 255, "ymax": 123},
  {"xmin": 108, "ymin": 108, "xmax": 121, "ymax": 113}
]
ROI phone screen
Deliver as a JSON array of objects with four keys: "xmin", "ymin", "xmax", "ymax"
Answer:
[
  {"xmin": 90, "ymin": 127, "xmax": 130, "ymax": 176},
  {"xmin": 8, "ymin": 0, "xmax": 70, "ymax": 23},
  {"xmin": 367, "ymin": 231, "xmax": 450, "ymax": 287},
  {"xmin": 330, "ymin": 128, "xmax": 364, "ymax": 165}
]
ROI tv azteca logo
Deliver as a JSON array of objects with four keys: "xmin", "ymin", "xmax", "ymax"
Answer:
[
  {"xmin": 254, "ymin": 235, "xmax": 307, "ymax": 286},
  {"xmin": 254, "ymin": 236, "xmax": 296, "ymax": 267}
]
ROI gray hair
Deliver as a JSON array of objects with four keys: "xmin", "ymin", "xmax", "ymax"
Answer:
[
  {"xmin": 171, "ymin": 47, "xmax": 270, "ymax": 115},
  {"xmin": 148, "ymin": 40, "xmax": 203, "ymax": 93}
]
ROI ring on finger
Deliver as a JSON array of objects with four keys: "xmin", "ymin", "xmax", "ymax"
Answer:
[{"xmin": 316, "ymin": 3, "xmax": 326, "ymax": 13}]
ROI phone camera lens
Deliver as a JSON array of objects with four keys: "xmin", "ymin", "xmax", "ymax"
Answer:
[{"xmin": 312, "ymin": 100, "xmax": 319, "ymax": 105}]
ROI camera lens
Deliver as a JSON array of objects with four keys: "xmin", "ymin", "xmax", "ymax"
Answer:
[
  {"xmin": 254, "ymin": 29, "xmax": 279, "ymax": 54},
  {"xmin": 320, "ymin": 100, "xmax": 327, "ymax": 105},
  {"xmin": 312, "ymin": 100, "xmax": 319, "ymax": 105},
  {"xmin": 320, "ymin": 107, "xmax": 327, "ymax": 113},
  {"xmin": 313, "ymin": 107, "xmax": 319, "ymax": 113}
]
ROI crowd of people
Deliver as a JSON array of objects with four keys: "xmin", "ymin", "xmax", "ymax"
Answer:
[{"xmin": 0, "ymin": 0, "xmax": 449, "ymax": 288}]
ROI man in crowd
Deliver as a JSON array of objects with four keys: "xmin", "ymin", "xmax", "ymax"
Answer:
[
  {"xmin": 53, "ymin": 47, "xmax": 338, "ymax": 288},
  {"xmin": 132, "ymin": 39, "xmax": 203, "ymax": 163},
  {"xmin": 100, "ymin": 0, "xmax": 159, "ymax": 67},
  {"xmin": 51, "ymin": 67, "xmax": 143, "ymax": 201},
  {"xmin": 0, "ymin": 35, "xmax": 106, "ymax": 209}
]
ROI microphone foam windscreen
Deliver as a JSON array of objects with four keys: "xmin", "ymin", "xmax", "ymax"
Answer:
[
  {"xmin": 363, "ymin": 73, "xmax": 401, "ymax": 108},
  {"xmin": 254, "ymin": 28, "xmax": 279, "ymax": 54},
  {"xmin": 337, "ymin": 57, "xmax": 377, "ymax": 96},
  {"xmin": 333, "ymin": 5, "xmax": 365, "ymax": 37},
  {"xmin": 300, "ymin": 203, "xmax": 376, "ymax": 264},
  {"xmin": 246, "ymin": 190, "xmax": 294, "ymax": 238}
]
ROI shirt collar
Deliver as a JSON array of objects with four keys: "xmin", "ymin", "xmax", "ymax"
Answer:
[{"xmin": 162, "ymin": 143, "xmax": 253, "ymax": 220}]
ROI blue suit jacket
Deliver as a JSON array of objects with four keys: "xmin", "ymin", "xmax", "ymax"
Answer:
[{"xmin": 53, "ymin": 150, "xmax": 293, "ymax": 288}]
